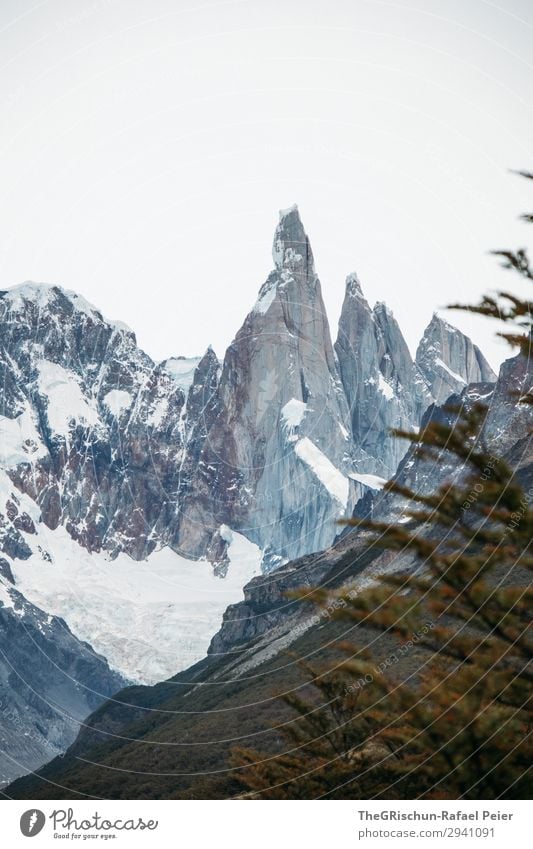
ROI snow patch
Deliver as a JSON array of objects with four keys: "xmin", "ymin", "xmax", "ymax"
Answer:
[
  {"xmin": 253, "ymin": 283, "xmax": 277, "ymax": 315},
  {"xmin": 378, "ymin": 373, "xmax": 395, "ymax": 400},
  {"xmin": 37, "ymin": 361, "xmax": 99, "ymax": 437},
  {"xmin": 164, "ymin": 356, "xmax": 202, "ymax": 392},
  {"xmin": 0, "ymin": 407, "xmax": 47, "ymax": 466},
  {"xmin": 435, "ymin": 357, "xmax": 466, "ymax": 384},
  {"xmin": 279, "ymin": 203, "xmax": 298, "ymax": 219},
  {"xmin": 283, "ymin": 247, "xmax": 302, "ymax": 265},
  {"xmin": 349, "ymin": 472, "xmax": 387, "ymax": 491},
  {"xmin": 338, "ymin": 422, "xmax": 349, "ymax": 440},
  {"xmin": 295, "ymin": 437, "xmax": 349, "ymax": 509},
  {"xmin": 103, "ymin": 389, "xmax": 132, "ymax": 417},
  {"xmin": 146, "ymin": 398, "xmax": 168, "ymax": 428},
  {"xmin": 281, "ymin": 398, "xmax": 307, "ymax": 438},
  {"xmin": 219, "ymin": 523, "xmax": 233, "ymax": 544},
  {"xmin": 0, "ymin": 578, "xmax": 15, "ymax": 612},
  {"xmin": 2, "ymin": 282, "xmax": 54, "ymax": 311}
]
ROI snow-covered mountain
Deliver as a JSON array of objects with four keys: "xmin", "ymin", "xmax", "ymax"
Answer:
[
  {"xmin": 0, "ymin": 205, "xmax": 499, "ymax": 785},
  {"xmin": 7, "ymin": 341, "xmax": 530, "ymax": 801},
  {"xmin": 0, "ymin": 210, "xmax": 493, "ymax": 574},
  {"xmin": 0, "ymin": 282, "xmax": 189, "ymax": 560},
  {"xmin": 0, "ymin": 283, "xmax": 264, "ymax": 691}
]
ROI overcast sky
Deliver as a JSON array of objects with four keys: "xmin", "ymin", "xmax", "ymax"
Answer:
[{"xmin": 0, "ymin": 0, "xmax": 532, "ymax": 369}]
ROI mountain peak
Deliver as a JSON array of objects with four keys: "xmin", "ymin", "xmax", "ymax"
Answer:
[
  {"xmin": 345, "ymin": 272, "xmax": 366, "ymax": 300},
  {"xmin": 373, "ymin": 300, "xmax": 394, "ymax": 318},
  {"xmin": 278, "ymin": 203, "xmax": 300, "ymax": 221},
  {"xmin": 0, "ymin": 282, "xmax": 133, "ymax": 335},
  {"xmin": 272, "ymin": 204, "xmax": 314, "ymax": 273},
  {"xmin": 199, "ymin": 344, "xmax": 219, "ymax": 369},
  {"xmin": 416, "ymin": 312, "xmax": 496, "ymax": 404},
  {"xmin": 427, "ymin": 311, "xmax": 456, "ymax": 332}
]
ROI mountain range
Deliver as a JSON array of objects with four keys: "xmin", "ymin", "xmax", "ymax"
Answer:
[
  {"xmin": 1, "ymin": 205, "xmax": 522, "ymax": 790},
  {"xmin": 5, "ymin": 347, "xmax": 531, "ymax": 798}
]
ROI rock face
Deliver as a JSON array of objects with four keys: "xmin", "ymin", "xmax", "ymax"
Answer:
[
  {"xmin": 335, "ymin": 274, "xmax": 431, "ymax": 477},
  {"xmin": 334, "ymin": 279, "xmax": 499, "ymax": 479},
  {"xmin": 173, "ymin": 346, "xmax": 222, "ymax": 560},
  {"xmin": 174, "ymin": 210, "xmax": 497, "ymax": 565},
  {"xmin": 0, "ymin": 284, "xmax": 188, "ymax": 561},
  {"xmin": 210, "ymin": 349, "xmax": 530, "ymax": 660},
  {"xmin": 483, "ymin": 350, "xmax": 533, "ymax": 454},
  {"xmin": 174, "ymin": 206, "xmax": 360, "ymax": 565},
  {"xmin": 415, "ymin": 313, "xmax": 496, "ymax": 405}
]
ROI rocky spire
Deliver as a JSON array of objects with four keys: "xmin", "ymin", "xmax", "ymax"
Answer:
[
  {"xmin": 175, "ymin": 208, "xmax": 356, "ymax": 565},
  {"xmin": 272, "ymin": 205, "xmax": 315, "ymax": 277},
  {"xmin": 335, "ymin": 273, "xmax": 429, "ymax": 478},
  {"xmin": 416, "ymin": 313, "xmax": 496, "ymax": 405}
]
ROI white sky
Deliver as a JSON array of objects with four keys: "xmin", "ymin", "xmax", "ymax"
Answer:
[{"xmin": 0, "ymin": 0, "xmax": 532, "ymax": 369}]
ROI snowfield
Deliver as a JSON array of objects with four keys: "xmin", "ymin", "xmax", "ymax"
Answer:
[
  {"xmin": 11, "ymin": 524, "xmax": 262, "ymax": 685},
  {"xmin": 163, "ymin": 356, "xmax": 203, "ymax": 392},
  {"xmin": 0, "ymin": 469, "xmax": 262, "ymax": 684}
]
